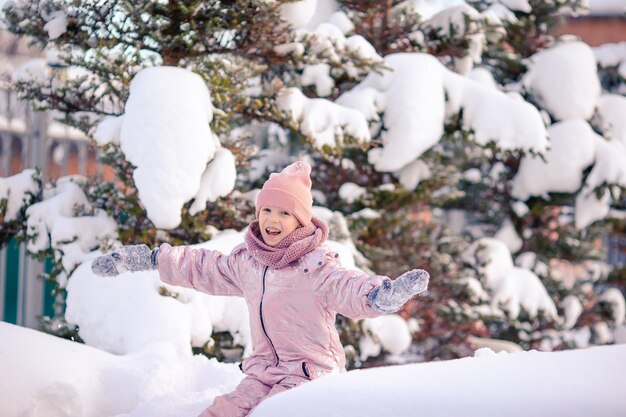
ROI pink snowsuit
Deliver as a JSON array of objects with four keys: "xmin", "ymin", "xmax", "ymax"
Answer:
[{"xmin": 156, "ymin": 242, "xmax": 386, "ymax": 416}]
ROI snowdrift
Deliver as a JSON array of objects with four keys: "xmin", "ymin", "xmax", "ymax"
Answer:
[
  {"xmin": 2, "ymin": 321, "xmax": 625, "ymax": 417},
  {"xmin": 252, "ymin": 344, "xmax": 626, "ymax": 417}
]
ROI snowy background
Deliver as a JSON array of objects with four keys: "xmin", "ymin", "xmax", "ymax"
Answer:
[{"xmin": 2, "ymin": 0, "xmax": 626, "ymax": 416}]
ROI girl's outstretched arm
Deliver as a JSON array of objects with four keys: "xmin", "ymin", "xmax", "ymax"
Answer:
[
  {"xmin": 155, "ymin": 243, "xmax": 244, "ymax": 296},
  {"xmin": 91, "ymin": 243, "xmax": 244, "ymax": 297},
  {"xmin": 311, "ymin": 251, "xmax": 430, "ymax": 319}
]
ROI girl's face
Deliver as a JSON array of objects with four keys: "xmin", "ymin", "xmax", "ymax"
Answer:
[{"xmin": 258, "ymin": 206, "xmax": 301, "ymax": 246}]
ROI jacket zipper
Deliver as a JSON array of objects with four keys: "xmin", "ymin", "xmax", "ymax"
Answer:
[{"xmin": 259, "ymin": 266, "xmax": 279, "ymax": 365}]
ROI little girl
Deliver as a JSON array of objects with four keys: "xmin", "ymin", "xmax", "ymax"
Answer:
[{"xmin": 92, "ymin": 161, "xmax": 429, "ymax": 417}]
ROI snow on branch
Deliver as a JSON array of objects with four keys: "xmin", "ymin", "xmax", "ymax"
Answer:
[
  {"xmin": 0, "ymin": 169, "xmax": 41, "ymax": 223},
  {"xmin": 512, "ymin": 119, "xmax": 598, "ymax": 201},
  {"xmin": 276, "ymin": 87, "xmax": 371, "ymax": 149},
  {"xmin": 443, "ymin": 70, "xmax": 549, "ymax": 154},
  {"xmin": 465, "ymin": 238, "xmax": 559, "ymax": 321},
  {"xmin": 523, "ymin": 41, "xmax": 601, "ymax": 121},
  {"xmin": 575, "ymin": 137, "xmax": 626, "ymax": 229},
  {"xmin": 274, "ymin": 18, "xmax": 384, "ymax": 96},
  {"xmin": 189, "ymin": 146, "xmax": 237, "ymax": 216},
  {"xmin": 421, "ymin": 3, "xmax": 486, "ymax": 75},
  {"xmin": 96, "ymin": 66, "xmax": 237, "ymax": 229},
  {"xmin": 338, "ymin": 52, "xmax": 548, "ymax": 183},
  {"xmin": 512, "ymin": 117, "xmax": 626, "ymax": 229},
  {"xmin": 25, "ymin": 177, "xmax": 117, "ymax": 286},
  {"xmin": 338, "ymin": 53, "xmax": 446, "ymax": 174},
  {"xmin": 594, "ymin": 41, "xmax": 626, "ymax": 69},
  {"xmin": 596, "ymin": 94, "xmax": 626, "ymax": 147}
]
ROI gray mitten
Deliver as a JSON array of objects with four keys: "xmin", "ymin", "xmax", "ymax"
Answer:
[
  {"xmin": 367, "ymin": 269, "xmax": 430, "ymax": 313},
  {"xmin": 91, "ymin": 244, "xmax": 159, "ymax": 277}
]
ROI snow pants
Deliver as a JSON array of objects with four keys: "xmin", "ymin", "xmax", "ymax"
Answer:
[{"xmin": 198, "ymin": 374, "xmax": 308, "ymax": 417}]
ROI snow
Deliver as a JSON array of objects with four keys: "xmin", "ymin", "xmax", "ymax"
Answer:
[
  {"xmin": 300, "ymin": 63, "xmax": 333, "ymax": 97},
  {"xmin": 467, "ymin": 238, "xmax": 559, "ymax": 321},
  {"xmin": 4, "ymin": 320, "xmax": 625, "ymax": 417},
  {"xmin": 422, "ymin": 3, "xmax": 484, "ymax": 74},
  {"xmin": 575, "ymin": 136, "xmax": 626, "ymax": 229},
  {"xmin": 593, "ymin": 41, "xmax": 626, "ymax": 69},
  {"xmin": 443, "ymin": 70, "xmax": 549, "ymax": 153},
  {"xmin": 338, "ymin": 182, "xmax": 366, "ymax": 203},
  {"xmin": 43, "ymin": 10, "xmax": 68, "ymax": 40},
  {"xmin": 584, "ymin": 136, "xmax": 626, "ymax": 194},
  {"xmin": 510, "ymin": 117, "xmax": 626, "ymax": 229},
  {"xmin": 523, "ymin": 41, "xmax": 601, "ymax": 121},
  {"xmin": 460, "ymin": 276, "xmax": 489, "ymax": 302},
  {"xmin": 0, "ymin": 321, "xmax": 243, "ymax": 417},
  {"xmin": 494, "ymin": 219, "xmax": 523, "ymax": 253},
  {"xmin": 396, "ymin": 158, "xmax": 432, "ymax": 190},
  {"xmin": 339, "ymin": 52, "xmax": 548, "ymax": 177},
  {"xmin": 327, "ymin": 11, "xmax": 354, "ymax": 34},
  {"xmin": 593, "ymin": 321, "xmax": 613, "ymax": 344},
  {"xmin": 24, "ymin": 177, "xmax": 117, "ymax": 285},
  {"xmin": 338, "ymin": 53, "xmax": 446, "ymax": 173},
  {"xmin": 512, "ymin": 119, "xmax": 598, "ymax": 200},
  {"xmin": 280, "ymin": 20, "xmax": 383, "ymax": 73},
  {"xmin": 66, "ymin": 230, "xmax": 251, "ymax": 356},
  {"xmin": 276, "ymin": 87, "xmax": 371, "ymax": 148},
  {"xmin": 598, "ymin": 288, "xmax": 626, "ymax": 326},
  {"xmin": 349, "ymin": 207, "xmax": 380, "ymax": 219},
  {"xmin": 93, "ymin": 115, "xmax": 122, "ymax": 145},
  {"xmin": 500, "ymin": 0, "xmax": 532, "ymax": 13},
  {"xmin": 561, "ymin": 295, "xmax": 584, "ymax": 330},
  {"xmin": 4, "ymin": 1, "xmax": 626, "ymax": 415},
  {"xmin": 189, "ymin": 147, "xmax": 237, "ymax": 216},
  {"xmin": 302, "ymin": 0, "xmax": 340, "ymax": 31},
  {"xmin": 278, "ymin": 0, "xmax": 318, "ymax": 29},
  {"xmin": 411, "ymin": 0, "xmax": 465, "ymax": 20},
  {"xmin": 253, "ymin": 343, "xmax": 626, "ymax": 417},
  {"xmin": 116, "ymin": 66, "xmax": 219, "ymax": 230},
  {"xmin": 511, "ymin": 200, "xmax": 529, "ymax": 217},
  {"xmin": 468, "ymin": 66, "xmax": 499, "ymax": 89},
  {"xmin": 595, "ymin": 94, "xmax": 626, "ymax": 147},
  {"xmin": 361, "ymin": 314, "xmax": 412, "ymax": 358},
  {"xmin": 515, "ymin": 252, "xmax": 549, "ymax": 277},
  {"xmin": 0, "ymin": 169, "xmax": 39, "ymax": 222}
]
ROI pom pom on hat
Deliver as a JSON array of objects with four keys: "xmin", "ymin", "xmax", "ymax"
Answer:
[{"xmin": 256, "ymin": 161, "xmax": 313, "ymax": 226}]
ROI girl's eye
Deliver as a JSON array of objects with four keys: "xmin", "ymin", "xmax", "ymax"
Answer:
[
  {"xmin": 262, "ymin": 208, "xmax": 271, "ymax": 213},
  {"xmin": 281, "ymin": 211, "xmax": 291, "ymax": 216}
]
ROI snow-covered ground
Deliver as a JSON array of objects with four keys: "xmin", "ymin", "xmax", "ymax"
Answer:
[
  {"xmin": 2, "ymin": 0, "xmax": 626, "ymax": 416},
  {"xmin": 2, "ymin": 321, "xmax": 625, "ymax": 417}
]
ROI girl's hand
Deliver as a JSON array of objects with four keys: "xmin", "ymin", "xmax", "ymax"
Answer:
[
  {"xmin": 395, "ymin": 269, "xmax": 430, "ymax": 295},
  {"xmin": 367, "ymin": 269, "xmax": 430, "ymax": 313},
  {"xmin": 91, "ymin": 244, "xmax": 159, "ymax": 277}
]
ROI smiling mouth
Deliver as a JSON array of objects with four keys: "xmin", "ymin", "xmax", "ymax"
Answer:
[{"xmin": 265, "ymin": 228, "xmax": 281, "ymax": 236}]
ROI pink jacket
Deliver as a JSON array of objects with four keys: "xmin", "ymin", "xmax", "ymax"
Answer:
[{"xmin": 156, "ymin": 242, "xmax": 385, "ymax": 383}]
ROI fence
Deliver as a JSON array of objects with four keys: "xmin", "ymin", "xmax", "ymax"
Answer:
[{"xmin": 0, "ymin": 85, "xmax": 106, "ymax": 328}]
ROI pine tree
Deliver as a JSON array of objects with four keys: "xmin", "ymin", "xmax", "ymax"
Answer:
[{"xmin": 2, "ymin": 0, "xmax": 624, "ymax": 363}]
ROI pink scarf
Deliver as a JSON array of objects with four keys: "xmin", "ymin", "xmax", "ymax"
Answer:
[{"xmin": 245, "ymin": 217, "xmax": 329, "ymax": 269}]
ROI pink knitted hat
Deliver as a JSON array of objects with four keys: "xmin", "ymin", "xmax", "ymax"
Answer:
[{"xmin": 256, "ymin": 161, "xmax": 313, "ymax": 226}]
